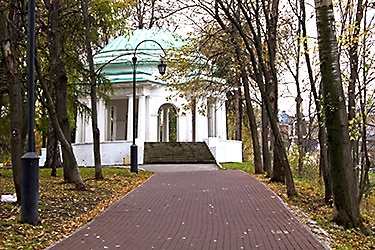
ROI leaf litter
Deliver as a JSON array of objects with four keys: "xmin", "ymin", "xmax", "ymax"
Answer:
[{"xmin": 0, "ymin": 167, "xmax": 152, "ymax": 249}]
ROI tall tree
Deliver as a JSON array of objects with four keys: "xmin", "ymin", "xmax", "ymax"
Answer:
[
  {"xmin": 337, "ymin": 0, "xmax": 364, "ymax": 169},
  {"xmin": 211, "ymin": 0, "xmax": 296, "ymax": 196},
  {"xmin": 45, "ymin": 0, "xmax": 85, "ymax": 189},
  {"xmin": 279, "ymin": 0, "xmax": 305, "ymax": 173},
  {"xmin": 298, "ymin": 0, "xmax": 332, "ymax": 202},
  {"xmin": 35, "ymin": 55, "xmax": 85, "ymax": 190},
  {"xmin": 241, "ymin": 70, "xmax": 263, "ymax": 174},
  {"xmin": 315, "ymin": 0, "xmax": 362, "ymax": 228},
  {"xmin": 261, "ymin": 0, "xmax": 286, "ymax": 183},
  {"xmin": 357, "ymin": 1, "xmax": 374, "ymax": 203},
  {"xmin": 0, "ymin": 1, "xmax": 26, "ymax": 204},
  {"xmin": 81, "ymin": 0, "xmax": 103, "ymax": 180},
  {"xmin": 231, "ymin": 33, "xmax": 263, "ymax": 173}
]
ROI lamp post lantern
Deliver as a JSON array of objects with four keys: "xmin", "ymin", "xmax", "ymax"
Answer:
[{"xmin": 131, "ymin": 40, "xmax": 166, "ymax": 173}]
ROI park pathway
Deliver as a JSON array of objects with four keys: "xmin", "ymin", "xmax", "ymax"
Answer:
[{"xmin": 47, "ymin": 164, "xmax": 329, "ymax": 250}]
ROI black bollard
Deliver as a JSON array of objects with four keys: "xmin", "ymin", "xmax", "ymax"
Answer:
[
  {"xmin": 130, "ymin": 144, "xmax": 138, "ymax": 173},
  {"xmin": 21, "ymin": 152, "xmax": 39, "ymax": 225}
]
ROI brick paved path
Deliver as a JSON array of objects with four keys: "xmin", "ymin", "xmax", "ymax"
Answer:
[{"xmin": 48, "ymin": 169, "xmax": 328, "ymax": 250}]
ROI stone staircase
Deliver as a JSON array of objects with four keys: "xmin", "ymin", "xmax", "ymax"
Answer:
[{"xmin": 143, "ymin": 142, "xmax": 216, "ymax": 164}]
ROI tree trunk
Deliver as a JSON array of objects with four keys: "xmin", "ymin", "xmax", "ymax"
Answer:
[
  {"xmin": 249, "ymin": 45, "xmax": 296, "ymax": 196},
  {"xmin": 81, "ymin": 0, "xmax": 103, "ymax": 180},
  {"xmin": 318, "ymin": 117, "xmax": 332, "ymax": 203},
  {"xmin": 242, "ymin": 71, "xmax": 263, "ymax": 174},
  {"xmin": 44, "ymin": 120, "xmax": 62, "ymax": 177},
  {"xmin": 295, "ymin": 13, "xmax": 304, "ymax": 173},
  {"xmin": 234, "ymin": 86, "xmax": 242, "ymax": 141},
  {"xmin": 35, "ymin": 55, "xmax": 85, "ymax": 190},
  {"xmin": 1, "ymin": 3, "xmax": 23, "ymax": 205},
  {"xmin": 46, "ymin": 0, "xmax": 84, "ymax": 186},
  {"xmin": 315, "ymin": 0, "xmax": 361, "ymax": 228},
  {"xmin": 358, "ymin": 47, "xmax": 370, "ymax": 204},
  {"xmin": 358, "ymin": 103, "xmax": 370, "ymax": 204},
  {"xmin": 296, "ymin": 94, "xmax": 304, "ymax": 173},
  {"xmin": 300, "ymin": 0, "xmax": 332, "ymax": 203},
  {"xmin": 269, "ymin": 73, "xmax": 284, "ymax": 182},
  {"xmin": 192, "ymin": 99, "xmax": 196, "ymax": 142},
  {"xmin": 263, "ymin": 83, "xmax": 296, "ymax": 196},
  {"xmin": 262, "ymin": 102, "xmax": 272, "ymax": 176},
  {"xmin": 214, "ymin": 0, "xmax": 296, "ymax": 197},
  {"xmin": 347, "ymin": 0, "xmax": 363, "ymax": 168},
  {"xmin": 264, "ymin": 0, "xmax": 284, "ymax": 183},
  {"xmin": 270, "ymin": 137, "xmax": 285, "ymax": 182}
]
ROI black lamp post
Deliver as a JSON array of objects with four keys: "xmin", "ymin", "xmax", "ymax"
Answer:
[
  {"xmin": 131, "ymin": 40, "xmax": 167, "ymax": 173},
  {"xmin": 21, "ymin": 0, "xmax": 39, "ymax": 225}
]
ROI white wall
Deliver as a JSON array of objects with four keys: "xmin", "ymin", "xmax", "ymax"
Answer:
[
  {"xmin": 38, "ymin": 141, "xmax": 144, "ymax": 167},
  {"xmin": 205, "ymin": 137, "xmax": 242, "ymax": 163},
  {"xmin": 39, "ymin": 138, "xmax": 241, "ymax": 167}
]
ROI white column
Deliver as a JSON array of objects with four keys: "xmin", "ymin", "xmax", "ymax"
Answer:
[
  {"xmin": 97, "ymin": 100, "xmax": 106, "ymax": 141},
  {"xmin": 213, "ymin": 103, "xmax": 217, "ymax": 137},
  {"xmin": 162, "ymin": 108, "xmax": 169, "ymax": 142},
  {"xmin": 138, "ymin": 96, "xmax": 146, "ymax": 141},
  {"xmin": 208, "ymin": 103, "xmax": 216, "ymax": 137},
  {"xmin": 127, "ymin": 97, "xmax": 133, "ymax": 141},
  {"xmin": 77, "ymin": 115, "xmax": 85, "ymax": 143},
  {"xmin": 216, "ymin": 101, "xmax": 226, "ymax": 139}
]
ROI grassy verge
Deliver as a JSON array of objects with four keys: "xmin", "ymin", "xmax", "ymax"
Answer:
[
  {"xmin": 221, "ymin": 162, "xmax": 375, "ymax": 249},
  {"xmin": 0, "ymin": 167, "xmax": 152, "ymax": 249}
]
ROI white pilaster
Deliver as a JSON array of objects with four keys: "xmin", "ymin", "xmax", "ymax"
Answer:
[
  {"xmin": 138, "ymin": 96, "xmax": 146, "ymax": 141},
  {"xmin": 127, "ymin": 97, "xmax": 133, "ymax": 141},
  {"xmin": 145, "ymin": 96, "xmax": 150, "ymax": 141}
]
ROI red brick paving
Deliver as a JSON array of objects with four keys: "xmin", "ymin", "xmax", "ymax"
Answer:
[{"xmin": 47, "ymin": 170, "xmax": 329, "ymax": 250}]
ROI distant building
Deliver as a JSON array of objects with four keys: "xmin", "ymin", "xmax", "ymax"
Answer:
[{"xmin": 278, "ymin": 110, "xmax": 318, "ymax": 152}]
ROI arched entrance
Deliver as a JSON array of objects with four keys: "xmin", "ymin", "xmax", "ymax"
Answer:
[{"xmin": 158, "ymin": 104, "xmax": 178, "ymax": 142}]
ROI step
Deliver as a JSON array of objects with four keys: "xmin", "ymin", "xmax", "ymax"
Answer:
[{"xmin": 144, "ymin": 142, "xmax": 216, "ymax": 164}]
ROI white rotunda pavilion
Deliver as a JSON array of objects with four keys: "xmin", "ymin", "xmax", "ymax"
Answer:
[{"xmin": 70, "ymin": 29, "xmax": 242, "ymax": 166}]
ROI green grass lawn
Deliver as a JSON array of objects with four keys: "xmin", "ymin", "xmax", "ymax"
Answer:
[{"xmin": 0, "ymin": 167, "xmax": 152, "ymax": 249}]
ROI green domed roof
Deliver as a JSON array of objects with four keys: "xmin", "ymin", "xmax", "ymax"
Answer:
[
  {"xmin": 94, "ymin": 29, "xmax": 185, "ymax": 85},
  {"xmin": 100, "ymin": 29, "xmax": 184, "ymax": 53}
]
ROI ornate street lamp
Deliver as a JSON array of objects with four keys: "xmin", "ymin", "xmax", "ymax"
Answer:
[
  {"xmin": 157, "ymin": 59, "xmax": 167, "ymax": 75},
  {"xmin": 131, "ymin": 40, "xmax": 167, "ymax": 173}
]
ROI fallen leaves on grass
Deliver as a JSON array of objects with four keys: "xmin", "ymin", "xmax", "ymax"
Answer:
[{"xmin": 0, "ymin": 167, "xmax": 152, "ymax": 250}]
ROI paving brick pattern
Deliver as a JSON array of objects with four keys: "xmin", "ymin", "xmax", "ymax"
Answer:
[{"xmin": 48, "ymin": 170, "xmax": 328, "ymax": 250}]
